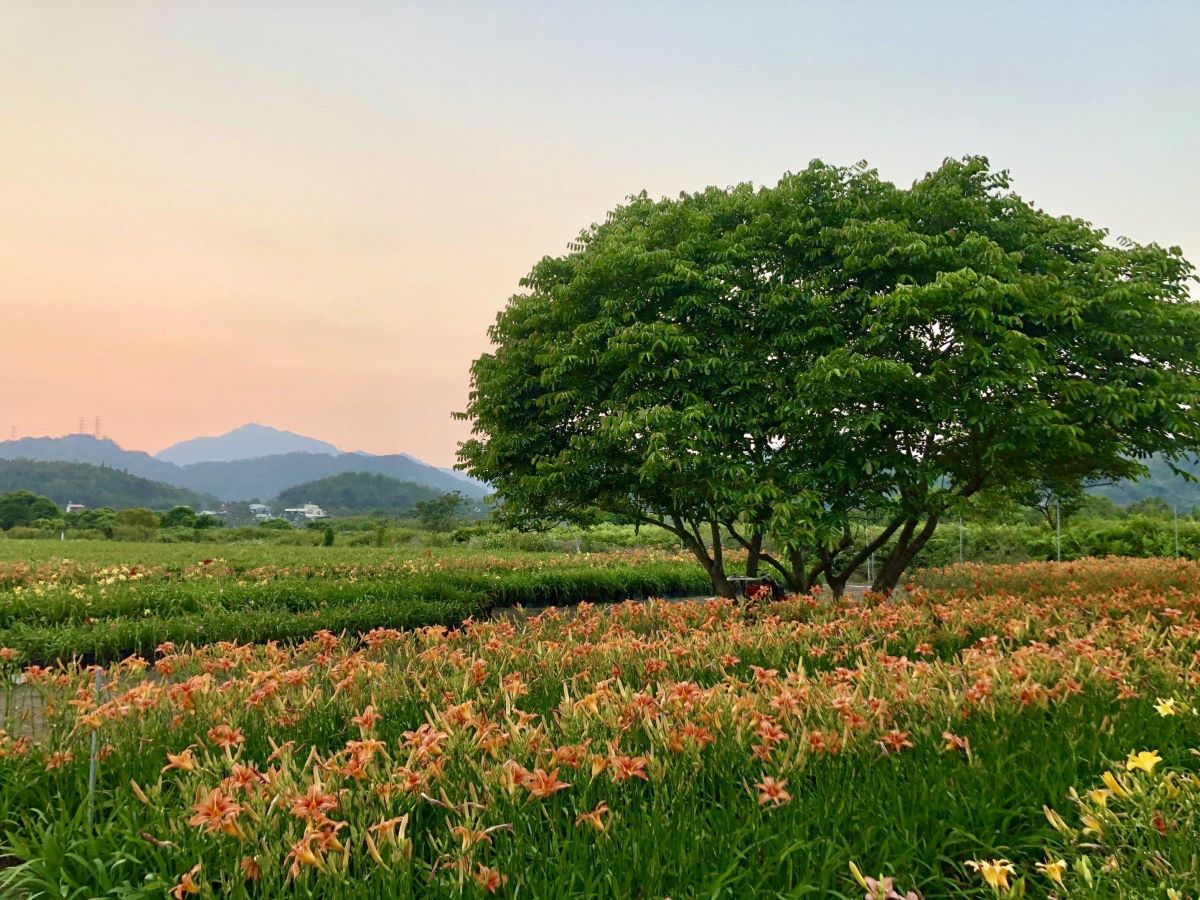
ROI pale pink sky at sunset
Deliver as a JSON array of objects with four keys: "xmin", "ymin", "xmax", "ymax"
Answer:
[{"xmin": 3, "ymin": 2, "xmax": 1197, "ymax": 466}]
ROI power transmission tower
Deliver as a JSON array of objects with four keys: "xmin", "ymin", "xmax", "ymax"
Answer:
[
  {"xmin": 78, "ymin": 416, "xmax": 86, "ymax": 434},
  {"xmin": 93, "ymin": 416, "xmax": 101, "ymax": 438}
]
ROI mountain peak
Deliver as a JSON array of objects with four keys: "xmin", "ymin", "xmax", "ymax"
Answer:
[{"xmin": 155, "ymin": 424, "xmax": 341, "ymax": 466}]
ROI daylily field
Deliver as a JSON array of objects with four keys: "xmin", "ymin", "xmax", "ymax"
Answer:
[{"xmin": 2, "ymin": 555, "xmax": 1199, "ymax": 897}]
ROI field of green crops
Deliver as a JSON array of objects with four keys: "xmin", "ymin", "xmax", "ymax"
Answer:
[{"xmin": 1, "ymin": 557, "xmax": 1198, "ymax": 897}]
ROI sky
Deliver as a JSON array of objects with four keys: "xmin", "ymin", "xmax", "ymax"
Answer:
[{"xmin": 2, "ymin": 1, "xmax": 1197, "ymax": 467}]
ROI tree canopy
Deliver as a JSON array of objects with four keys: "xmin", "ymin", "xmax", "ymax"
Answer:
[
  {"xmin": 459, "ymin": 157, "xmax": 1200, "ymax": 596},
  {"xmin": 0, "ymin": 490, "xmax": 61, "ymax": 530},
  {"xmin": 415, "ymin": 492, "xmax": 469, "ymax": 533}
]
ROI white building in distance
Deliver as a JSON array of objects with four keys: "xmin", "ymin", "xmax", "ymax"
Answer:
[{"xmin": 283, "ymin": 502, "xmax": 328, "ymax": 521}]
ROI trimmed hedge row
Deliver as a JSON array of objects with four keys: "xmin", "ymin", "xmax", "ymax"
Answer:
[
  {"xmin": 1, "ymin": 597, "xmax": 485, "ymax": 666},
  {"xmin": 0, "ymin": 561, "xmax": 712, "ymax": 664}
]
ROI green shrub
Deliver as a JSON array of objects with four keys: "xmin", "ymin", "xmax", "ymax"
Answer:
[{"xmin": 1, "ymin": 526, "xmax": 55, "ymax": 540}]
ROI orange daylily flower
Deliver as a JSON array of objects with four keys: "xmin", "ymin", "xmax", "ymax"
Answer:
[
  {"xmin": 188, "ymin": 788, "xmax": 243, "ymax": 838},
  {"xmin": 575, "ymin": 800, "xmax": 611, "ymax": 832},
  {"xmin": 206, "ymin": 724, "xmax": 245, "ymax": 750},
  {"xmin": 609, "ymin": 754, "xmax": 649, "ymax": 783},
  {"xmin": 941, "ymin": 732, "xmax": 969, "ymax": 753},
  {"xmin": 755, "ymin": 775, "xmax": 792, "ymax": 807},
  {"xmin": 286, "ymin": 831, "xmax": 325, "ymax": 879},
  {"xmin": 170, "ymin": 862, "xmax": 202, "ymax": 899},
  {"xmin": 525, "ymin": 766, "xmax": 571, "ymax": 799},
  {"xmin": 163, "ymin": 747, "xmax": 197, "ymax": 773},
  {"xmin": 290, "ymin": 780, "xmax": 340, "ymax": 822},
  {"xmin": 877, "ymin": 729, "xmax": 914, "ymax": 754},
  {"xmin": 239, "ymin": 856, "xmax": 261, "ymax": 881},
  {"xmin": 352, "ymin": 704, "xmax": 381, "ymax": 730},
  {"xmin": 473, "ymin": 864, "xmax": 508, "ymax": 893}
]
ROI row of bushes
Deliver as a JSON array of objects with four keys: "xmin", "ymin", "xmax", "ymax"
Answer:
[
  {"xmin": 0, "ymin": 597, "xmax": 483, "ymax": 666},
  {"xmin": 816, "ymin": 515, "xmax": 1200, "ymax": 582},
  {"xmin": 0, "ymin": 560, "xmax": 712, "ymax": 664},
  {"xmin": 450, "ymin": 522, "xmax": 682, "ymax": 552}
]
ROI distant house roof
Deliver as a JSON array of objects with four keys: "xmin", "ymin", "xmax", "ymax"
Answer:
[{"xmin": 283, "ymin": 503, "xmax": 328, "ymax": 518}]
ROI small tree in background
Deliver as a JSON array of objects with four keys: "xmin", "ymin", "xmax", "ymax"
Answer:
[
  {"xmin": 160, "ymin": 506, "xmax": 198, "ymax": 528},
  {"xmin": 112, "ymin": 507, "xmax": 160, "ymax": 542},
  {"xmin": 415, "ymin": 492, "xmax": 467, "ymax": 533}
]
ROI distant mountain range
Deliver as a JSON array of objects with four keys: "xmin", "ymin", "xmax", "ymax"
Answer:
[
  {"xmin": 0, "ymin": 425, "xmax": 489, "ymax": 502},
  {"xmin": 156, "ymin": 423, "xmax": 339, "ymax": 465}
]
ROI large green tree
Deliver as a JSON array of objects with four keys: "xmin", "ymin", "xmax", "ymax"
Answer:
[
  {"xmin": 459, "ymin": 157, "xmax": 1200, "ymax": 596},
  {"xmin": 0, "ymin": 490, "xmax": 60, "ymax": 530}
]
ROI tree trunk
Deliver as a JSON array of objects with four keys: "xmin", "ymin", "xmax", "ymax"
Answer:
[
  {"xmin": 744, "ymin": 529, "xmax": 763, "ymax": 577},
  {"xmin": 666, "ymin": 515, "xmax": 735, "ymax": 598},
  {"xmin": 754, "ymin": 545, "xmax": 827, "ymax": 595},
  {"xmin": 708, "ymin": 521, "xmax": 734, "ymax": 597},
  {"xmin": 821, "ymin": 514, "xmax": 907, "ymax": 598},
  {"xmin": 825, "ymin": 570, "xmax": 849, "ymax": 600},
  {"xmin": 871, "ymin": 513, "xmax": 941, "ymax": 594}
]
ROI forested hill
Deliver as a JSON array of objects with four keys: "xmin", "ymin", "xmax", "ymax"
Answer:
[
  {"xmin": 275, "ymin": 472, "xmax": 444, "ymax": 517},
  {"xmin": 0, "ymin": 460, "xmax": 217, "ymax": 511},
  {"xmin": 1091, "ymin": 456, "xmax": 1200, "ymax": 511}
]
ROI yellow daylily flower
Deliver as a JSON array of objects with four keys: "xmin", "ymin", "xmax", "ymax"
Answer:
[
  {"xmin": 1153, "ymin": 697, "xmax": 1177, "ymax": 717},
  {"xmin": 1100, "ymin": 770, "xmax": 1131, "ymax": 799},
  {"xmin": 1125, "ymin": 750, "xmax": 1162, "ymax": 774},
  {"xmin": 1043, "ymin": 805, "xmax": 1070, "ymax": 833},
  {"xmin": 1085, "ymin": 787, "xmax": 1111, "ymax": 807},
  {"xmin": 1036, "ymin": 857, "xmax": 1067, "ymax": 886},
  {"xmin": 1162, "ymin": 773, "xmax": 1180, "ymax": 799},
  {"xmin": 965, "ymin": 859, "xmax": 1015, "ymax": 893}
]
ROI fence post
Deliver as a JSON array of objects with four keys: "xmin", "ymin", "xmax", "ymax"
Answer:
[
  {"xmin": 1055, "ymin": 500, "xmax": 1061, "ymax": 562},
  {"xmin": 87, "ymin": 665, "xmax": 101, "ymax": 827}
]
